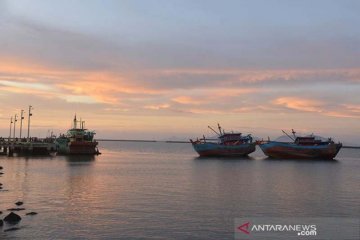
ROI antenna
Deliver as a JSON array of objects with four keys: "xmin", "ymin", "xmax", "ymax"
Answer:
[
  {"xmin": 27, "ymin": 105, "xmax": 33, "ymax": 141},
  {"xmin": 20, "ymin": 110, "xmax": 24, "ymax": 139},
  {"xmin": 9, "ymin": 116, "xmax": 13, "ymax": 141},
  {"xmin": 74, "ymin": 114, "xmax": 77, "ymax": 129},
  {"xmin": 13, "ymin": 114, "xmax": 17, "ymax": 139}
]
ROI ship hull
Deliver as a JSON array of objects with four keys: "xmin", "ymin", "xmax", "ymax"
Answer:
[
  {"xmin": 192, "ymin": 142, "xmax": 256, "ymax": 157},
  {"xmin": 259, "ymin": 141, "xmax": 342, "ymax": 159},
  {"xmin": 55, "ymin": 139, "xmax": 99, "ymax": 155},
  {"xmin": 68, "ymin": 141, "xmax": 98, "ymax": 155}
]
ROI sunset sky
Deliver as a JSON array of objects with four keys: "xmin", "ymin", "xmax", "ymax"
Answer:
[{"xmin": 0, "ymin": 0, "xmax": 359, "ymax": 142}]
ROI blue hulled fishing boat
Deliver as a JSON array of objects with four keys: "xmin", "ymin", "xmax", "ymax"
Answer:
[
  {"xmin": 258, "ymin": 130, "xmax": 342, "ymax": 159},
  {"xmin": 190, "ymin": 124, "xmax": 256, "ymax": 157}
]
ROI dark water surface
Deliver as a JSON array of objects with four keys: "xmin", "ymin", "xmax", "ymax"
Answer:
[{"xmin": 0, "ymin": 142, "xmax": 359, "ymax": 239}]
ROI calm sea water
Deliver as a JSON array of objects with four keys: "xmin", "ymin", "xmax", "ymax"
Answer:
[{"xmin": 0, "ymin": 141, "xmax": 359, "ymax": 239}]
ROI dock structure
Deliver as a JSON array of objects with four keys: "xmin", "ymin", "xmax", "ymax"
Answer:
[
  {"xmin": 0, "ymin": 138, "xmax": 56, "ymax": 156},
  {"xmin": 1, "ymin": 105, "xmax": 56, "ymax": 156}
]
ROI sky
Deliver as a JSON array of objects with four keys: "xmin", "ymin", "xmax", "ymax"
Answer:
[{"xmin": 0, "ymin": 0, "xmax": 359, "ymax": 142}]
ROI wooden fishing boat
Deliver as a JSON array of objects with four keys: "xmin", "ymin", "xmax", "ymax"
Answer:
[
  {"xmin": 190, "ymin": 124, "xmax": 256, "ymax": 157},
  {"xmin": 258, "ymin": 130, "xmax": 342, "ymax": 159}
]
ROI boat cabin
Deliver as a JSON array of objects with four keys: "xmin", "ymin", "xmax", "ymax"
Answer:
[
  {"xmin": 219, "ymin": 133, "xmax": 252, "ymax": 144},
  {"xmin": 295, "ymin": 136, "xmax": 323, "ymax": 145}
]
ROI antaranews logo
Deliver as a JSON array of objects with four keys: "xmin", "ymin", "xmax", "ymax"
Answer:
[
  {"xmin": 237, "ymin": 221, "xmax": 317, "ymax": 237},
  {"xmin": 235, "ymin": 217, "xmax": 360, "ymax": 240},
  {"xmin": 238, "ymin": 222, "xmax": 251, "ymax": 234}
]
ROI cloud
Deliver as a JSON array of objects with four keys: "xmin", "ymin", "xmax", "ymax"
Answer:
[
  {"xmin": 142, "ymin": 68, "xmax": 360, "ymax": 90},
  {"xmin": 273, "ymin": 97, "xmax": 360, "ymax": 119},
  {"xmin": 0, "ymin": 80, "xmax": 54, "ymax": 91},
  {"xmin": 0, "ymin": 14, "xmax": 359, "ymax": 130},
  {"xmin": 144, "ymin": 104, "xmax": 170, "ymax": 110},
  {"xmin": 273, "ymin": 97, "xmax": 323, "ymax": 112},
  {"xmin": 344, "ymin": 104, "xmax": 360, "ymax": 113},
  {"xmin": 0, "ymin": 58, "xmax": 163, "ymax": 105},
  {"xmin": 1, "ymin": 56, "xmax": 360, "ymax": 120},
  {"xmin": 172, "ymin": 96, "xmax": 203, "ymax": 105},
  {"xmin": 0, "ymin": 2, "xmax": 359, "ymax": 142},
  {"xmin": 0, "ymin": 17, "xmax": 130, "ymax": 72},
  {"xmin": 324, "ymin": 104, "xmax": 360, "ymax": 118}
]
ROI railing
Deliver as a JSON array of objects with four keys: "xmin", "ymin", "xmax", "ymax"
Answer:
[{"xmin": 0, "ymin": 137, "xmax": 56, "ymax": 144}]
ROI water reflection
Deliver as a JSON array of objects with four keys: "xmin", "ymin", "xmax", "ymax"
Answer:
[
  {"xmin": 0, "ymin": 142, "xmax": 358, "ymax": 239},
  {"xmin": 264, "ymin": 157, "xmax": 339, "ymax": 163},
  {"xmin": 64, "ymin": 155, "xmax": 96, "ymax": 165},
  {"xmin": 194, "ymin": 155, "xmax": 254, "ymax": 161},
  {"xmin": 22, "ymin": 155, "xmax": 56, "ymax": 161}
]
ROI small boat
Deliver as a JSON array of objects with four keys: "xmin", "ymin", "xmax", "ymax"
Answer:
[
  {"xmin": 55, "ymin": 115, "xmax": 100, "ymax": 155},
  {"xmin": 190, "ymin": 124, "xmax": 256, "ymax": 157},
  {"xmin": 258, "ymin": 129, "xmax": 342, "ymax": 159}
]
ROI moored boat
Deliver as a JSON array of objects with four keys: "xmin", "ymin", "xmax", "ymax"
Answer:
[
  {"xmin": 258, "ymin": 130, "xmax": 342, "ymax": 159},
  {"xmin": 55, "ymin": 115, "xmax": 100, "ymax": 155},
  {"xmin": 190, "ymin": 124, "xmax": 256, "ymax": 157}
]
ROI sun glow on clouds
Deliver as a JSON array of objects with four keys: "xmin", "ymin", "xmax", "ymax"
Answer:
[
  {"xmin": 60, "ymin": 95, "xmax": 98, "ymax": 104},
  {"xmin": 144, "ymin": 104, "xmax": 170, "ymax": 110},
  {"xmin": 345, "ymin": 105, "xmax": 360, "ymax": 113},
  {"xmin": 0, "ymin": 80, "xmax": 53, "ymax": 91},
  {"xmin": 274, "ymin": 97, "xmax": 323, "ymax": 112},
  {"xmin": 274, "ymin": 97, "xmax": 360, "ymax": 119},
  {"xmin": 0, "ymin": 56, "xmax": 359, "ymax": 141},
  {"xmin": 172, "ymin": 96, "xmax": 202, "ymax": 105},
  {"xmin": 1, "ymin": 58, "xmax": 359, "ymax": 116},
  {"xmin": 0, "ymin": 59, "xmax": 127, "ymax": 105}
]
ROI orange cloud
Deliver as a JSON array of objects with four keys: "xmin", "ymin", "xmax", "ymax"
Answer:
[
  {"xmin": 344, "ymin": 104, "xmax": 360, "ymax": 113},
  {"xmin": 144, "ymin": 104, "xmax": 170, "ymax": 110},
  {"xmin": 273, "ymin": 97, "xmax": 324, "ymax": 112},
  {"xmin": 157, "ymin": 68, "xmax": 360, "ymax": 83},
  {"xmin": 324, "ymin": 111, "xmax": 360, "ymax": 118},
  {"xmin": 1, "ymin": 56, "xmax": 360, "ymax": 122},
  {"xmin": 324, "ymin": 104, "xmax": 360, "ymax": 118},
  {"xmin": 172, "ymin": 96, "xmax": 205, "ymax": 105},
  {"xmin": 171, "ymin": 88, "xmax": 261, "ymax": 106},
  {"xmin": 273, "ymin": 97, "xmax": 360, "ymax": 119},
  {"xmin": 0, "ymin": 57, "xmax": 164, "ymax": 105}
]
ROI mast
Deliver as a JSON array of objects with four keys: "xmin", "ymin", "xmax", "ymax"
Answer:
[
  {"xmin": 20, "ymin": 109, "xmax": 24, "ymax": 139},
  {"xmin": 73, "ymin": 114, "xmax": 77, "ymax": 129},
  {"xmin": 27, "ymin": 105, "xmax": 33, "ymax": 141},
  {"xmin": 13, "ymin": 114, "xmax": 17, "ymax": 140},
  {"xmin": 9, "ymin": 116, "xmax": 13, "ymax": 141},
  {"xmin": 217, "ymin": 123, "xmax": 224, "ymax": 135}
]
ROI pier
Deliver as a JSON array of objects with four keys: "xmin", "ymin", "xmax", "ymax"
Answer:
[
  {"xmin": 1, "ymin": 105, "xmax": 56, "ymax": 156},
  {"xmin": 0, "ymin": 138, "xmax": 56, "ymax": 156}
]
